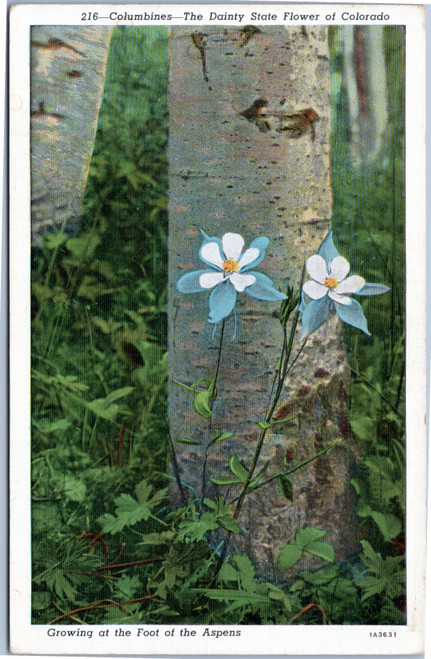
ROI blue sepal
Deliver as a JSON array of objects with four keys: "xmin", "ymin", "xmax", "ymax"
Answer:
[
  {"xmin": 208, "ymin": 281, "xmax": 237, "ymax": 324},
  {"xmin": 334, "ymin": 298, "xmax": 371, "ymax": 335},
  {"xmin": 298, "ymin": 289, "xmax": 307, "ymax": 313},
  {"xmin": 245, "ymin": 272, "xmax": 287, "ymax": 301},
  {"xmin": 300, "ymin": 296, "xmax": 331, "ymax": 340},
  {"xmin": 177, "ymin": 269, "xmax": 215, "ymax": 294},
  {"xmin": 356, "ymin": 283, "xmax": 391, "ymax": 296},
  {"xmin": 318, "ymin": 231, "xmax": 340, "ymax": 265}
]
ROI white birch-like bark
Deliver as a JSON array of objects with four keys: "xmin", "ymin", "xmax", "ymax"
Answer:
[
  {"xmin": 30, "ymin": 26, "xmax": 113, "ymax": 245},
  {"xmin": 168, "ymin": 26, "xmax": 360, "ymax": 580}
]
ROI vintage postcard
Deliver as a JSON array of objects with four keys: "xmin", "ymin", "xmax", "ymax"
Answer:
[{"xmin": 9, "ymin": 3, "xmax": 426, "ymax": 655}]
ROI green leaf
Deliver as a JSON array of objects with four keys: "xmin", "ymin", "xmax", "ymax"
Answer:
[
  {"xmin": 370, "ymin": 511, "xmax": 402, "ymax": 541},
  {"xmin": 213, "ymin": 432, "xmax": 234, "ymax": 444},
  {"xmin": 358, "ymin": 540, "xmax": 404, "ymax": 601},
  {"xmin": 294, "ymin": 527, "xmax": 328, "ymax": 550},
  {"xmin": 98, "ymin": 484, "xmax": 167, "ymax": 535},
  {"xmin": 233, "ymin": 554, "xmax": 256, "ymax": 591},
  {"xmin": 349, "ymin": 417, "xmax": 376, "ymax": 442},
  {"xmin": 114, "ymin": 573, "xmax": 141, "ymax": 599},
  {"xmin": 267, "ymin": 583, "xmax": 293, "ymax": 612},
  {"xmin": 177, "ymin": 512, "xmax": 219, "ymax": 543},
  {"xmin": 107, "ymin": 386, "xmax": 135, "ymax": 401},
  {"xmin": 350, "ymin": 477, "xmax": 362, "ymax": 494},
  {"xmin": 140, "ymin": 530, "xmax": 175, "ymax": 546},
  {"xmin": 32, "ymin": 591, "xmax": 51, "ymax": 611},
  {"xmin": 98, "ymin": 494, "xmax": 151, "ymax": 533},
  {"xmin": 277, "ymin": 475, "xmax": 293, "ymax": 500},
  {"xmin": 193, "ymin": 386, "xmax": 213, "ymax": 418},
  {"xmin": 172, "ymin": 377, "xmax": 208, "ymax": 393},
  {"xmin": 296, "ymin": 566, "xmax": 340, "ymax": 585},
  {"xmin": 256, "ymin": 416, "xmax": 297, "ymax": 431},
  {"xmin": 66, "ymin": 233, "xmax": 101, "ymax": 260},
  {"xmin": 38, "ymin": 419, "xmax": 71, "ymax": 434},
  {"xmin": 248, "ymin": 460, "xmax": 270, "ymax": 488},
  {"xmin": 175, "ymin": 437, "xmax": 201, "ymax": 445},
  {"xmin": 229, "ymin": 455, "xmax": 249, "ymax": 483},
  {"xmin": 44, "ymin": 231, "xmax": 67, "ymax": 250},
  {"xmin": 277, "ymin": 545, "xmax": 303, "ymax": 571},
  {"xmin": 210, "ymin": 476, "xmax": 244, "ymax": 485},
  {"xmin": 171, "ymin": 379, "xmax": 195, "ymax": 392},
  {"xmin": 356, "ymin": 500, "xmax": 372, "ymax": 518},
  {"xmin": 63, "ymin": 477, "xmax": 86, "ymax": 503},
  {"xmin": 86, "ymin": 397, "xmax": 120, "ymax": 421},
  {"xmin": 218, "ymin": 563, "xmax": 238, "ymax": 583},
  {"xmin": 135, "ymin": 479, "xmax": 168, "ymax": 508},
  {"xmin": 198, "ymin": 588, "xmax": 271, "ymax": 612},
  {"xmin": 305, "ymin": 541, "xmax": 335, "ymax": 563},
  {"xmin": 359, "ymin": 576, "xmax": 387, "ymax": 601},
  {"xmin": 218, "ymin": 515, "xmax": 240, "ymax": 534}
]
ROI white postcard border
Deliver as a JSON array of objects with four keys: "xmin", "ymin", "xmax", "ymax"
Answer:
[{"xmin": 9, "ymin": 4, "xmax": 426, "ymax": 655}]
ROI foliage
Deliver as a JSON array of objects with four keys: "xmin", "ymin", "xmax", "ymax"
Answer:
[
  {"xmin": 30, "ymin": 26, "xmax": 405, "ymax": 626},
  {"xmin": 278, "ymin": 528, "xmax": 335, "ymax": 571}
]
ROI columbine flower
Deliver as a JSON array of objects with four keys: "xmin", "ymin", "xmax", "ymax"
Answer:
[
  {"xmin": 300, "ymin": 232, "xmax": 390, "ymax": 339},
  {"xmin": 177, "ymin": 230, "xmax": 286, "ymax": 334}
]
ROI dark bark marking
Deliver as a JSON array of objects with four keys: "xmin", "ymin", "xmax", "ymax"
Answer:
[
  {"xmin": 191, "ymin": 32, "xmax": 210, "ymax": 86},
  {"xmin": 31, "ymin": 102, "xmax": 65, "ymax": 120},
  {"xmin": 31, "ymin": 37, "xmax": 85, "ymax": 56},
  {"xmin": 67, "ymin": 70, "xmax": 83, "ymax": 78},
  {"xmin": 239, "ymin": 26, "xmax": 262, "ymax": 47}
]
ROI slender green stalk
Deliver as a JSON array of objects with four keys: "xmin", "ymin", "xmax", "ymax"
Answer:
[
  {"xmin": 229, "ymin": 442, "xmax": 338, "ymax": 503},
  {"xmin": 211, "ymin": 319, "xmax": 226, "ymax": 405},
  {"xmin": 233, "ymin": 305, "xmax": 302, "ymax": 519},
  {"xmin": 202, "ymin": 319, "xmax": 225, "ymax": 501}
]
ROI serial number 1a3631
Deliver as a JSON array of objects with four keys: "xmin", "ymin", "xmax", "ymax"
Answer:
[{"xmin": 370, "ymin": 632, "xmax": 397, "ymax": 638}]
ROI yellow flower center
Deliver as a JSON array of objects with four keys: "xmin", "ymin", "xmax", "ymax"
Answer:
[
  {"xmin": 324, "ymin": 276, "xmax": 338, "ymax": 289},
  {"xmin": 222, "ymin": 259, "xmax": 240, "ymax": 273}
]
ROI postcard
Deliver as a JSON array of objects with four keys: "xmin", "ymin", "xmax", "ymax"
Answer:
[{"xmin": 9, "ymin": 3, "xmax": 426, "ymax": 655}]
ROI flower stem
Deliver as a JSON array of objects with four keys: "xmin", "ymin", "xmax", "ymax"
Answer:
[
  {"xmin": 233, "ymin": 305, "xmax": 302, "ymax": 520},
  {"xmin": 202, "ymin": 319, "xmax": 226, "ymax": 501},
  {"xmin": 212, "ymin": 319, "xmax": 225, "ymax": 403},
  {"xmin": 229, "ymin": 442, "xmax": 338, "ymax": 503}
]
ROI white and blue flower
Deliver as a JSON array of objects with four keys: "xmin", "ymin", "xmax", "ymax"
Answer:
[
  {"xmin": 300, "ymin": 232, "xmax": 390, "ymax": 339},
  {"xmin": 177, "ymin": 230, "xmax": 286, "ymax": 332}
]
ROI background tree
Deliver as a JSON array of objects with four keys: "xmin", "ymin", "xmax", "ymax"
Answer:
[{"xmin": 30, "ymin": 26, "xmax": 112, "ymax": 245}]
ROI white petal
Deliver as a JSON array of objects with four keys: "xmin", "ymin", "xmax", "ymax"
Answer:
[
  {"xmin": 303, "ymin": 280, "xmax": 328, "ymax": 300},
  {"xmin": 200, "ymin": 242, "xmax": 224, "ymax": 268},
  {"xmin": 222, "ymin": 233, "xmax": 245, "ymax": 261},
  {"xmin": 306, "ymin": 254, "xmax": 328, "ymax": 284},
  {"xmin": 328, "ymin": 290, "xmax": 352, "ymax": 305},
  {"xmin": 238, "ymin": 247, "xmax": 260, "ymax": 270},
  {"xmin": 230, "ymin": 272, "xmax": 256, "ymax": 292},
  {"xmin": 199, "ymin": 272, "xmax": 225, "ymax": 289},
  {"xmin": 329, "ymin": 256, "xmax": 350, "ymax": 281},
  {"xmin": 334, "ymin": 275, "xmax": 365, "ymax": 295}
]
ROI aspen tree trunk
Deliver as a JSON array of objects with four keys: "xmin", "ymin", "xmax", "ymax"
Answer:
[
  {"xmin": 342, "ymin": 26, "xmax": 388, "ymax": 166},
  {"xmin": 30, "ymin": 26, "xmax": 112, "ymax": 245},
  {"xmin": 168, "ymin": 26, "xmax": 360, "ymax": 581}
]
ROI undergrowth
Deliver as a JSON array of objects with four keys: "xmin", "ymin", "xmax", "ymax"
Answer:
[{"xmin": 31, "ymin": 26, "xmax": 405, "ymax": 625}]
